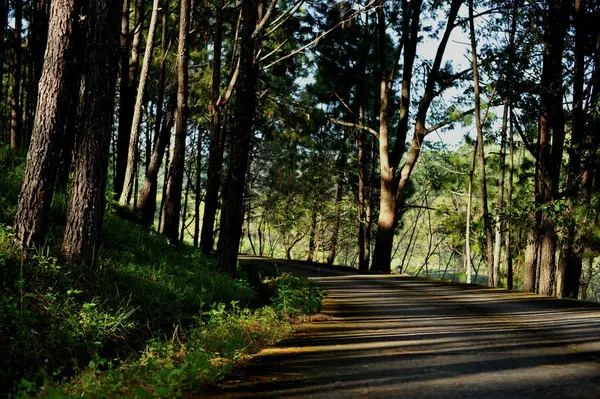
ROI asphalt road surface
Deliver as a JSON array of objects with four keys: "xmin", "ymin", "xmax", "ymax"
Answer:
[{"xmin": 205, "ymin": 258, "xmax": 600, "ymax": 398}]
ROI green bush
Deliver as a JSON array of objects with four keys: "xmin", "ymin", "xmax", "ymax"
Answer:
[{"xmin": 265, "ymin": 273, "xmax": 327, "ymax": 316}]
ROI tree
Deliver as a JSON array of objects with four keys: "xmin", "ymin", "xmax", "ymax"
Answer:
[
  {"xmin": 217, "ymin": 0, "xmax": 262, "ymax": 273},
  {"xmin": 372, "ymin": 0, "xmax": 462, "ymax": 273},
  {"xmin": 119, "ymin": 0, "xmax": 161, "ymax": 206},
  {"xmin": 13, "ymin": 0, "xmax": 82, "ymax": 249},
  {"xmin": 159, "ymin": 0, "xmax": 190, "ymax": 244},
  {"xmin": 468, "ymin": 0, "xmax": 494, "ymax": 286},
  {"xmin": 200, "ymin": 0, "xmax": 225, "ymax": 254},
  {"xmin": 62, "ymin": 0, "xmax": 121, "ymax": 266}
]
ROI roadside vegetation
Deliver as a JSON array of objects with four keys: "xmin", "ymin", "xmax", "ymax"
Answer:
[{"xmin": 0, "ymin": 149, "xmax": 326, "ymax": 397}]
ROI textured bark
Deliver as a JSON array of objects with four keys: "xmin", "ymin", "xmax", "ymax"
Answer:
[
  {"xmin": 61, "ymin": 0, "xmax": 120, "ymax": 266},
  {"xmin": 159, "ymin": 0, "xmax": 190, "ymax": 244},
  {"xmin": 120, "ymin": 0, "xmax": 161, "ymax": 205},
  {"xmin": 27, "ymin": 0, "xmax": 49, "ymax": 142},
  {"xmin": 217, "ymin": 0, "xmax": 259, "ymax": 274},
  {"xmin": 200, "ymin": 0, "xmax": 224, "ymax": 254},
  {"xmin": 10, "ymin": 0, "xmax": 22, "ymax": 149},
  {"xmin": 558, "ymin": 0, "xmax": 588, "ymax": 299},
  {"xmin": 13, "ymin": 0, "xmax": 81, "ymax": 249},
  {"xmin": 523, "ymin": 228, "xmax": 538, "ymax": 293},
  {"xmin": 537, "ymin": 0, "xmax": 567, "ymax": 297},
  {"xmin": 371, "ymin": 0, "xmax": 420, "ymax": 272}
]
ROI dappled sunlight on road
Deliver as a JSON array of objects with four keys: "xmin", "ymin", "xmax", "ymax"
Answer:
[{"xmin": 201, "ymin": 262, "xmax": 600, "ymax": 398}]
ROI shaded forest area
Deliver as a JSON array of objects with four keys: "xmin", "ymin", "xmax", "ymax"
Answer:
[{"xmin": 1, "ymin": 0, "xmax": 600, "ymax": 395}]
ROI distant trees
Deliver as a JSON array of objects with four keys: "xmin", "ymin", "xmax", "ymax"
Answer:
[{"xmin": 4, "ymin": 0, "xmax": 600, "ymax": 299}]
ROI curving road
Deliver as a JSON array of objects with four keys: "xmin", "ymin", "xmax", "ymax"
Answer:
[{"xmin": 205, "ymin": 258, "xmax": 600, "ymax": 398}]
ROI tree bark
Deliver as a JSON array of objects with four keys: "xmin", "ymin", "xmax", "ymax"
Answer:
[
  {"xmin": 13, "ymin": 0, "xmax": 81, "ymax": 249},
  {"xmin": 120, "ymin": 0, "xmax": 160, "ymax": 205},
  {"xmin": 200, "ymin": 0, "xmax": 224, "ymax": 254},
  {"xmin": 61, "ymin": 0, "xmax": 120, "ymax": 266},
  {"xmin": 217, "ymin": 0, "xmax": 260, "ymax": 274},
  {"xmin": 558, "ymin": 0, "xmax": 588, "ymax": 299},
  {"xmin": 10, "ymin": 0, "xmax": 22, "ymax": 149},
  {"xmin": 537, "ymin": 0, "xmax": 567, "ymax": 297},
  {"xmin": 159, "ymin": 0, "xmax": 190, "ymax": 244}
]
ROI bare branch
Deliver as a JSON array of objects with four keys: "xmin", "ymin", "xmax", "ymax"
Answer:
[{"xmin": 330, "ymin": 118, "xmax": 379, "ymax": 138}]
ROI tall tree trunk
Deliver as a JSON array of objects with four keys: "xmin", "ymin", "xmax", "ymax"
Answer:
[
  {"xmin": 180, "ymin": 162, "xmax": 192, "ymax": 242},
  {"xmin": 307, "ymin": 198, "xmax": 318, "ymax": 262},
  {"xmin": 159, "ymin": 0, "xmax": 190, "ymax": 243},
  {"xmin": 10, "ymin": 0, "xmax": 22, "ymax": 149},
  {"xmin": 157, "ymin": 138, "xmax": 170, "ymax": 231},
  {"xmin": 492, "ymin": 99, "xmax": 509, "ymax": 286},
  {"xmin": 120, "ymin": 0, "xmax": 161, "ymax": 205},
  {"xmin": 371, "ymin": 0, "xmax": 393, "ymax": 271},
  {"xmin": 505, "ymin": 109, "xmax": 515, "ymax": 290},
  {"xmin": 115, "ymin": 0, "xmax": 131, "ymax": 197},
  {"xmin": 217, "ymin": 0, "xmax": 260, "ymax": 274},
  {"xmin": 465, "ymin": 139, "xmax": 477, "ymax": 284},
  {"xmin": 537, "ymin": 0, "xmax": 567, "ymax": 297},
  {"xmin": 469, "ymin": 0, "xmax": 494, "ymax": 285},
  {"xmin": 558, "ymin": 0, "xmax": 589, "ymax": 299},
  {"xmin": 328, "ymin": 135, "xmax": 346, "ymax": 266},
  {"xmin": 193, "ymin": 130, "xmax": 202, "ymax": 247},
  {"xmin": 62, "ymin": 0, "xmax": 120, "ymax": 266},
  {"xmin": 13, "ymin": 0, "xmax": 81, "ymax": 249},
  {"xmin": 200, "ymin": 0, "xmax": 224, "ymax": 254},
  {"xmin": 152, "ymin": 0, "xmax": 168, "ymax": 144},
  {"xmin": 137, "ymin": 95, "xmax": 174, "ymax": 224},
  {"xmin": 0, "ymin": 0, "xmax": 7, "ymax": 141},
  {"xmin": 372, "ymin": 0, "xmax": 459, "ymax": 273}
]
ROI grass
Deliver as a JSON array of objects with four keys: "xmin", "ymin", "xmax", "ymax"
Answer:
[{"xmin": 0, "ymin": 146, "xmax": 326, "ymax": 397}]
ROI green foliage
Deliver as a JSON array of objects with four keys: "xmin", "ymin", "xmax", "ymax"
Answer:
[
  {"xmin": 51, "ymin": 303, "xmax": 294, "ymax": 398},
  {"xmin": 0, "ymin": 145, "xmax": 25, "ymax": 224},
  {"xmin": 264, "ymin": 273, "xmax": 326, "ymax": 316}
]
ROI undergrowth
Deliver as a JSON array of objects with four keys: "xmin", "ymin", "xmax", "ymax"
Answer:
[{"xmin": 0, "ymin": 146, "xmax": 326, "ymax": 397}]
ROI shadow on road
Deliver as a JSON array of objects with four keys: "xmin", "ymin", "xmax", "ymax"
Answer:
[{"xmin": 201, "ymin": 258, "xmax": 600, "ymax": 398}]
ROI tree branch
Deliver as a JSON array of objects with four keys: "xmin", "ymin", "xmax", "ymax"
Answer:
[{"xmin": 330, "ymin": 118, "xmax": 379, "ymax": 138}]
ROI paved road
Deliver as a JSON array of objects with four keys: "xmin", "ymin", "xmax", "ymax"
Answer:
[{"xmin": 206, "ymin": 258, "xmax": 600, "ymax": 398}]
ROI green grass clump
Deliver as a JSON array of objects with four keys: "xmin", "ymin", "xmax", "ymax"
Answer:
[
  {"xmin": 54, "ymin": 303, "xmax": 292, "ymax": 398},
  {"xmin": 265, "ymin": 273, "xmax": 327, "ymax": 316}
]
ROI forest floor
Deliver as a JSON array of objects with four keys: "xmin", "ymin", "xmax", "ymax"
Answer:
[{"xmin": 201, "ymin": 257, "xmax": 600, "ymax": 399}]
